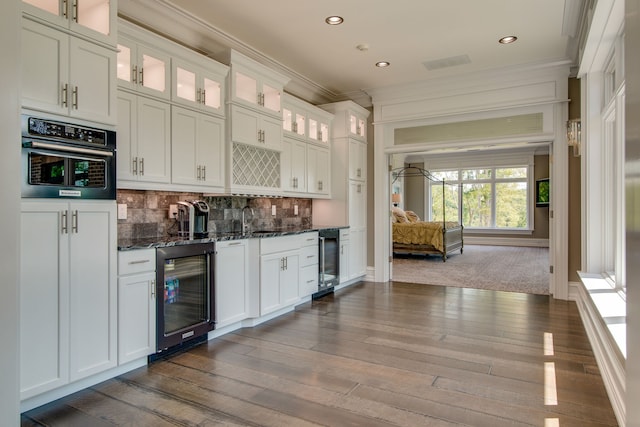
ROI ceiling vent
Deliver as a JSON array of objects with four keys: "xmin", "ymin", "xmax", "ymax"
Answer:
[{"xmin": 423, "ymin": 54, "xmax": 471, "ymax": 71}]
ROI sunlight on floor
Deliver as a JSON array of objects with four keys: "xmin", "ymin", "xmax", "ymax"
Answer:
[
  {"xmin": 544, "ymin": 332, "xmax": 558, "ymax": 408},
  {"xmin": 544, "ymin": 418, "xmax": 560, "ymax": 426},
  {"xmin": 544, "ymin": 332, "xmax": 554, "ymax": 356}
]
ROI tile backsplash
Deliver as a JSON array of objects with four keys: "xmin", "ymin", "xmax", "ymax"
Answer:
[{"xmin": 116, "ymin": 189, "xmax": 312, "ymax": 240}]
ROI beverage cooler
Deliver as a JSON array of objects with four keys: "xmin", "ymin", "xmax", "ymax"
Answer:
[{"xmin": 155, "ymin": 243, "xmax": 215, "ymax": 353}]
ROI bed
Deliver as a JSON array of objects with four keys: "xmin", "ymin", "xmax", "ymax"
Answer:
[
  {"xmin": 391, "ymin": 166, "xmax": 464, "ymax": 261},
  {"xmin": 392, "ymin": 208, "xmax": 463, "ymax": 261}
]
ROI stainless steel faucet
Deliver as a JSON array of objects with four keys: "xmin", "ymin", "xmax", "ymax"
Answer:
[{"xmin": 241, "ymin": 206, "xmax": 252, "ymax": 235}]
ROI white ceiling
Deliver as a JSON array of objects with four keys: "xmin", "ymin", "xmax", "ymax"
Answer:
[{"xmin": 119, "ymin": 0, "xmax": 586, "ymax": 105}]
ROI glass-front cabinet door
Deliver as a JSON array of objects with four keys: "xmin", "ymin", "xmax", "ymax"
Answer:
[
  {"xmin": 233, "ymin": 70, "xmax": 282, "ymax": 114},
  {"xmin": 117, "ymin": 36, "xmax": 171, "ymax": 99},
  {"xmin": 172, "ymin": 59, "xmax": 224, "ymax": 115},
  {"xmin": 22, "ymin": 0, "xmax": 115, "ymax": 44}
]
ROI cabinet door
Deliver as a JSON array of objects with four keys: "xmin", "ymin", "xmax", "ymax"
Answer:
[
  {"xmin": 260, "ymin": 253, "xmax": 282, "ymax": 315},
  {"xmin": 281, "ymin": 253, "xmax": 300, "ymax": 306},
  {"xmin": 299, "ymin": 264, "xmax": 318, "ymax": 298},
  {"xmin": 171, "ymin": 106, "xmax": 199, "ymax": 185},
  {"xmin": 21, "ymin": 18, "xmax": 69, "ymax": 116},
  {"xmin": 262, "ymin": 114, "xmax": 283, "ymax": 151},
  {"xmin": 68, "ymin": 201, "xmax": 117, "ymax": 381},
  {"xmin": 69, "ymin": 36, "xmax": 115, "ymax": 124},
  {"xmin": 20, "ymin": 201, "xmax": 70, "ymax": 399},
  {"xmin": 307, "ymin": 145, "xmax": 330, "ymax": 195},
  {"xmin": 116, "ymin": 91, "xmax": 137, "ymax": 182},
  {"xmin": 349, "ymin": 139, "xmax": 365, "ymax": 181},
  {"xmin": 282, "ymin": 138, "xmax": 306, "ymax": 192},
  {"xmin": 173, "ymin": 60, "xmax": 224, "ymax": 115},
  {"xmin": 349, "ymin": 228, "xmax": 366, "ymax": 279},
  {"xmin": 136, "ymin": 96, "xmax": 171, "ymax": 183},
  {"xmin": 117, "ymin": 36, "xmax": 170, "ymax": 99},
  {"xmin": 231, "ymin": 104, "xmax": 260, "ymax": 146},
  {"xmin": 199, "ymin": 114, "xmax": 225, "ymax": 188},
  {"xmin": 22, "ymin": 0, "xmax": 114, "ymax": 44},
  {"xmin": 215, "ymin": 240, "xmax": 249, "ymax": 327},
  {"xmin": 118, "ymin": 271, "xmax": 156, "ymax": 363},
  {"xmin": 339, "ymin": 237, "xmax": 350, "ymax": 283},
  {"xmin": 349, "ymin": 181, "xmax": 366, "ymax": 228}
]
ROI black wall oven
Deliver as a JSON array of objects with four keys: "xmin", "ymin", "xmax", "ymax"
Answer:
[
  {"xmin": 21, "ymin": 115, "xmax": 116, "ymax": 199},
  {"xmin": 155, "ymin": 243, "xmax": 216, "ymax": 353}
]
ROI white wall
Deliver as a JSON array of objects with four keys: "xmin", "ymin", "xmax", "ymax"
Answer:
[{"xmin": 0, "ymin": 0, "xmax": 22, "ymax": 424}]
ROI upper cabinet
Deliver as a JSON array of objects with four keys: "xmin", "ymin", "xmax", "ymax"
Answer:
[
  {"xmin": 117, "ymin": 26, "xmax": 171, "ymax": 100},
  {"xmin": 282, "ymin": 94, "xmax": 333, "ymax": 145},
  {"xmin": 320, "ymin": 100, "xmax": 369, "ymax": 142},
  {"xmin": 228, "ymin": 50, "xmax": 289, "ymax": 117},
  {"xmin": 22, "ymin": 0, "xmax": 116, "ymax": 45},
  {"xmin": 21, "ymin": 18, "xmax": 116, "ymax": 125},
  {"xmin": 172, "ymin": 57, "xmax": 226, "ymax": 117}
]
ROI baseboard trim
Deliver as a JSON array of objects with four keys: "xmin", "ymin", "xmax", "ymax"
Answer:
[
  {"xmin": 572, "ymin": 281, "xmax": 626, "ymax": 426},
  {"xmin": 464, "ymin": 236, "xmax": 549, "ymax": 247}
]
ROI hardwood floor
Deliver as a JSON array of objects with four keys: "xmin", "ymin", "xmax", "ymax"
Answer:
[{"xmin": 22, "ymin": 281, "xmax": 618, "ymax": 426}]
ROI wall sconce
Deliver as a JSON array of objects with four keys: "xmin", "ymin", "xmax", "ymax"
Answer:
[
  {"xmin": 392, "ymin": 193, "xmax": 401, "ymax": 207},
  {"xmin": 567, "ymin": 119, "xmax": 581, "ymax": 157}
]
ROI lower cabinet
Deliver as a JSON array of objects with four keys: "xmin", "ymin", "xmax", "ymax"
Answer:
[
  {"xmin": 20, "ymin": 200, "xmax": 117, "ymax": 400},
  {"xmin": 339, "ymin": 229, "xmax": 351, "ymax": 283},
  {"xmin": 117, "ymin": 249, "xmax": 156, "ymax": 364},
  {"xmin": 299, "ymin": 233, "xmax": 319, "ymax": 297},
  {"xmin": 260, "ymin": 249, "xmax": 299, "ymax": 315},
  {"xmin": 215, "ymin": 239, "xmax": 249, "ymax": 327}
]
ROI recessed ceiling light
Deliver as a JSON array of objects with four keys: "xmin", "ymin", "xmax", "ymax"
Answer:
[
  {"xmin": 376, "ymin": 61, "xmax": 390, "ymax": 68},
  {"xmin": 499, "ymin": 35, "xmax": 518, "ymax": 44},
  {"xmin": 325, "ymin": 16, "xmax": 343, "ymax": 25}
]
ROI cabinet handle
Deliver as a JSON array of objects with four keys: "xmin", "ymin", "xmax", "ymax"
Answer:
[
  {"xmin": 280, "ymin": 257, "xmax": 284, "ymax": 271},
  {"xmin": 151, "ymin": 280, "xmax": 156, "ymax": 299},
  {"xmin": 307, "ymin": 255, "xmax": 315, "ymax": 259},
  {"xmin": 132, "ymin": 157, "xmax": 138, "ymax": 175},
  {"xmin": 61, "ymin": 83, "xmax": 68, "ymax": 108},
  {"xmin": 128, "ymin": 259, "xmax": 150, "ymax": 265},
  {"xmin": 227, "ymin": 242, "xmax": 242, "ymax": 246},
  {"xmin": 71, "ymin": 210, "xmax": 78, "ymax": 233},
  {"xmin": 284, "ymin": 256, "xmax": 288, "ymax": 270},
  {"xmin": 61, "ymin": 210, "xmax": 68, "ymax": 234},
  {"xmin": 318, "ymin": 181, "xmax": 323, "ymax": 191},
  {"xmin": 139, "ymin": 68, "xmax": 144, "ymax": 86},
  {"xmin": 140, "ymin": 157, "xmax": 144, "ymax": 175},
  {"xmin": 201, "ymin": 89, "xmax": 206, "ymax": 105},
  {"xmin": 357, "ymin": 184, "xmax": 362, "ymax": 193},
  {"xmin": 357, "ymin": 168, "xmax": 361, "ymax": 178},
  {"xmin": 197, "ymin": 88, "xmax": 202, "ymax": 103},
  {"xmin": 72, "ymin": 86, "xmax": 78, "ymax": 109},
  {"xmin": 197, "ymin": 165, "xmax": 201, "ymax": 180},
  {"xmin": 71, "ymin": 0, "xmax": 78, "ymax": 22},
  {"xmin": 202, "ymin": 165, "xmax": 206, "ymax": 180},
  {"xmin": 307, "ymin": 279, "xmax": 314, "ymax": 284},
  {"xmin": 132, "ymin": 65, "xmax": 138, "ymax": 84},
  {"xmin": 341, "ymin": 244, "xmax": 344, "ymax": 255}
]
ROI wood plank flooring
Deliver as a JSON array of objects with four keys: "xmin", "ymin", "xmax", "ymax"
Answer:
[{"xmin": 21, "ymin": 281, "xmax": 619, "ymax": 426}]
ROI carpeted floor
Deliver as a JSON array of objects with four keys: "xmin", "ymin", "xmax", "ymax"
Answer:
[{"xmin": 392, "ymin": 244, "xmax": 550, "ymax": 295}]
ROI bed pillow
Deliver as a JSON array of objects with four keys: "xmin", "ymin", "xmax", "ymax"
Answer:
[
  {"xmin": 391, "ymin": 206, "xmax": 409, "ymax": 223},
  {"xmin": 405, "ymin": 210, "xmax": 420, "ymax": 222}
]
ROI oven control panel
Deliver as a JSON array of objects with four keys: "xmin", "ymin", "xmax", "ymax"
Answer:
[{"xmin": 26, "ymin": 117, "xmax": 107, "ymax": 146}]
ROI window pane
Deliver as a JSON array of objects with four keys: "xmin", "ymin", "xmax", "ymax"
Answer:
[
  {"xmin": 462, "ymin": 169, "xmax": 492, "ymax": 180},
  {"xmin": 496, "ymin": 182, "xmax": 528, "ymax": 228},
  {"xmin": 430, "ymin": 170, "xmax": 458, "ymax": 181},
  {"xmin": 431, "ymin": 183, "xmax": 459, "ymax": 222},
  {"xmin": 462, "ymin": 183, "xmax": 492, "ymax": 227},
  {"xmin": 496, "ymin": 167, "xmax": 527, "ymax": 179}
]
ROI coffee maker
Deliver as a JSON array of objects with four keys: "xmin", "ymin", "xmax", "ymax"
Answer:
[{"xmin": 176, "ymin": 200, "xmax": 210, "ymax": 239}]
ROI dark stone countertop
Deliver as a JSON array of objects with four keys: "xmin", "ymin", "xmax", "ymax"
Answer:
[{"xmin": 118, "ymin": 224, "xmax": 348, "ymax": 251}]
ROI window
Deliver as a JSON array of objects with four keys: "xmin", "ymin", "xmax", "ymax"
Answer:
[{"xmin": 429, "ymin": 166, "xmax": 531, "ymax": 231}]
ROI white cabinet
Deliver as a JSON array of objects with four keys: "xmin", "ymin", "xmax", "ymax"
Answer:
[
  {"xmin": 259, "ymin": 235, "xmax": 306, "ymax": 315},
  {"xmin": 117, "ymin": 249, "xmax": 156, "ymax": 364},
  {"xmin": 339, "ymin": 229, "xmax": 350, "ymax": 283},
  {"xmin": 117, "ymin": 32, "xmax": 171, "ymax": 100},
  {"xmin": 349, "ymin": 139, "xmax": 366, "ymax": 181},
  {"xmin": 171, "ymin": 106, "xmax": 225, "ymax": 190},
  {"xmin": 282, "ymin": 94, "xmax": 333, "ymax": 145},
  {"xmin": 299, "ymin": 233, "xmax": 319, "ymax": 298},
  {"xmin": 313, "ymin": 101, "xmax": 370, "ymax": 283},
  {"xmin": 21, "ymin": 18, "xmax": 116, "ymax": 125},
  {"xmin": 320, "ymin": 100, "xmax": 368, "ymax": 142},
  {"xmin": 172, "ymin": 57, "xmax": 227, "ymax": 116},
  {"xmin": 231, "ymin": 104, "xmax": 283, "ymax": 151},
  {"xmin": 117, "ymin": 90, "xmax": 171, "ymax": 186},
  {"xmin": 307, "ymin": 144, "xmax": 330, "ymax": 196},
  {"xmin": 22, "ymin": 0, "xmax": 116, "ymax": 45},
  {"xmin": 281, "ymin": 137, "xmax": 307, "ymax": 193},
  {"xmin": 20, "ymin": 200, "xmax": 117, "ymax": 400},
  {"xmin": 215, "ymin": 240, "xmax": 250, "ymax": 328},
  {"xmin": 229, "ymin": 50, "xmax": 288, "ymax": 116}
]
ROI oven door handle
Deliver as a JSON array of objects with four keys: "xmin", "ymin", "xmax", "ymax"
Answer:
[{"xmin": 23, "ymin": 140, "xmax": 114, "ymax": 157}]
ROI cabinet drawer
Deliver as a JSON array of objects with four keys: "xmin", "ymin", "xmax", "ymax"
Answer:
[
  {"xmin": 301, "ymin": 232, "xmax": 318, "ymax": 247},
  {"xmin": 340, "ymin": 228, "xmax": 350, "ymax": 240},
  {"xmin": 260, "ymin": 234, "xmax": 302, "ymax": 254},
  {"xmin": 300, "ymin": 245, "xmax": 318, "ymax": 267},
  {"xmin": 300, "ymin": 264, "xmax": 318, "ymax": 295},
  {"xmin": 118, "ymin": 249, "xmax": 156, "ymax": 275}
]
